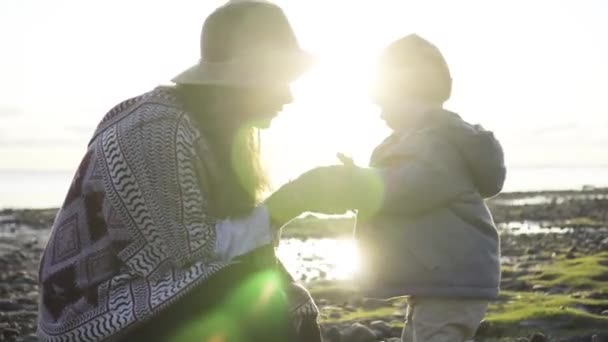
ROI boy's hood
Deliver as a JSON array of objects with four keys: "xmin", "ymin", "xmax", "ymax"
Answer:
[{"xmin": 429, "ymin": 110, "xmax": 506, "ymax": 198}]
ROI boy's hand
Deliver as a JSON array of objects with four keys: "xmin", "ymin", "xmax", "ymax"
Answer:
[{"xmin": 337, "ymin": 153, "xmax": 355, "ymax": 167}]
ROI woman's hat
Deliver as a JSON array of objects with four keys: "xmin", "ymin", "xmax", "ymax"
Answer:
[{"xmin": 172, "ymin": 0, "xmax": 314, "ymax": 87}]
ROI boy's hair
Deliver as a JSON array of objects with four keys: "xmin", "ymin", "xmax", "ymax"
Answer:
[{"xmin": 379, "ymin": 34, "xmax": 452, "ymax": 103}]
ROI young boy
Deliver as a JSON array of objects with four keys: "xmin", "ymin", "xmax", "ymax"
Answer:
[{"xmin": 353, "ymin": 34, "xmax": 506, "ymax": 342}]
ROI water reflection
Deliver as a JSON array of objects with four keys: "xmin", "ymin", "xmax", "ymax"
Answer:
[
  {"xmin": 276, "ymin": 238, "xmax": 360, "ymax": 282},
  {"xmin": 497, "ymin": 221, "xmax": 573, "ymax": 235},
  {"xmin": 3, "ymin": 221, "xmax": 607, "ymax": 282}
]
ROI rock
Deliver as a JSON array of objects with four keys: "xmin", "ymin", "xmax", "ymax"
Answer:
[
  {"xmin": 347, "ymin": 323, "xmax": 377, "ymax": 342},
  {"xmin": 601, "ymin": 310, "xmax": 608, "ymax": 316},
  {"xmin": 526, "ymin": 246, "xmax": 540, "ymax": 255},
  {"xmin": 551, "ymin": 252, "xmax": 558, "ymax": 258},
  {"xmin": 16, "ymin": 297, "xmax": 37, "ymax": 306},
  {"xmin": 530, "ymin": 332, "xmax": 547, "ymax": 342},
  {"xmin": 361, "ymin": 298, "xmax": 387, "ymax": 309},
  {"xmin": 325, "ymin": 326, "xmax": 342, "ymax": 342},
  {"xmin": 504, "ymin": 280, "xmax": 531, "ymax": 291},
  {"xmin": 20, "ymin": 334, "xmax": 39, "ymax": 342},
  {"xmin": 0, "ymin": 300, "xmax": 21, "ymax": 312},
  {"xmin": 586, "ymin": 291, "xmax": 608, "ymax": 299},
  {"xmin": 547, "ymin": 287, "xmax": 567, "ymax": 295},
  {"xmin": 369, "ymin": 320, "xmax": 391, "ymax": 338},
  {"xmin": 329, "ymin": 311, "xmax": 342, "ymax": 319},
  {"xmin": 390, "ymin": 326, "xmax": 403, "ymax": 338},
  {"xmin": 475, "ymin": 319, "xmax": 508, "ymax": 337},
  {"xmin": 532, "ymin": 284, "xmax": 549, "ymax": 292},
  {"xmin": 392, "ymin": 310, "xmax": 405, "ymax": 319},
  {"xmin": 588, "ymin": 291, "xmax": 608, "ymax": 300},
  {"xmin": 592, "ymin": 334, "xmax": 608, "ymax": 342},
  {"xmin": 13, "ymin": 273, "xmax": 36, "ymax": 285},
  {"xmin": 1, "ymin": 326, "xmax": 20, "ymax": 340},
  {"xmin": 566, "ymin": 251, "xmax": 576, "ymax": 259}
]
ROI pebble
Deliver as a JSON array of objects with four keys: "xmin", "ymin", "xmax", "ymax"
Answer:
[
  {"xmin": 344, "ymin": 305, "xmax": 357, "ymax": 312},
  {"xmin": 347, "ymin": 323, "xmax": 377, "ymax": 342},
  {"xmin": 392, "ymin": 310, "xmax": 404, "ymax": 318},
  {"xmin": 361, "ymin": 298, "xmax": 386, "ymax": 309},
  {"xmin": 525, "ymin": 246, "xmax": 540, "ymax": 255},
  {"xmin": 325, "ymin": 326, "xmax": 342, "ymax": 342},
  {"xmin": 369, "ymin": 320, "xmax": 391, "ymax": 338},
  {"xmin": 592, "ymin": 334, "xmax": 608, "ymax": 342},
  {"xmin": 20, "ymin": 334, "xmax": 39, "ymax": 342},
  {"xmin": 1, "ymin": 327, "xmax": 20, "ymax": 340},
  {"xmin": 566, "ymin": 251, "xmax": 576, "ymax": 259},
  {"xmin": 530, "ymin": 332, "xmax": 547, "ymax": 342},
  {"xmin": 532, "ymin": 284, "xmax": 549, "ymax": 292},
  {"xmin": 390, "ymin": 326, "xmax": 403, "ymax": 338},
  {"xmin": 0, "ymin": 300, "xmax": 21, "ymax": 312},
  {"xmin": 587, "ymin": 291, "xmax": 608, "ymax": 300}
]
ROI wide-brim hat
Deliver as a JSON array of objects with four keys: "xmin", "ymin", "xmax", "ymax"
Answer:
[{"xmin": 172, "ymin": 0, "xmax": 314, "ymax": 87}]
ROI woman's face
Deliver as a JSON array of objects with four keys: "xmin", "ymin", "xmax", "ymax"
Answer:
[{"xmin": 234, "ymin": 84, "xmax": 294, "ymax": 129}]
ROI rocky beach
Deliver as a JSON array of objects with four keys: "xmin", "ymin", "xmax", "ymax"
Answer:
[{"xmin": 1, "ymin": 189, "xmax": 608, "ymax": 341}]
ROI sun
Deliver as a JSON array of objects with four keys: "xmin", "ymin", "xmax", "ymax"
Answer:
[
  {"xmin": 329, "ymin": 238, "xmax": 361, "ymax": 279},
  {"xmin": 262, "ymin": 49, "xmax": 390, "ymax": 188}
]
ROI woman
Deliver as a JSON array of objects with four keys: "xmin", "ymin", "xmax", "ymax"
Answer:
[{"xmin": 37, "ymin": 1, "xmax": 349, "ymax": 341}]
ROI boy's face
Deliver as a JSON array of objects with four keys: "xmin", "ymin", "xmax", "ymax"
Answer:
[
  {"xmin": 375, "ymin": 96, "xmax": 435, "ymax": 132},
  {"xmin": 371, "ymin": 74, "xmax": 429, "ymax": 131},
  {"xmin": 371, "ymin": 68, "xmax": 445, "ymax": 131}
]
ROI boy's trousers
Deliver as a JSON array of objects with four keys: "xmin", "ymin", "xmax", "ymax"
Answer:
[{"xmin": 401, "ymin": 298, "xmax": 489, "ymax": 342}]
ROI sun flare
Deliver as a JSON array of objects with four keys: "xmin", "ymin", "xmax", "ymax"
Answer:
[
  {"xmin": 262, "ymin": 38, "xmax": 391, "ymax": 188},
  {"xmin": 329, "ymin": 239, "xmax": 361, "ymax": 279}
]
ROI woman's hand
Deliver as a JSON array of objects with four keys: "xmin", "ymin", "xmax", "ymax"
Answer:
[{"xmin": 265, "ymin": 165, "xmax": 383, "ymax": 228}]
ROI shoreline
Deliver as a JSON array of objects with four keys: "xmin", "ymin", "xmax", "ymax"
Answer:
[{"xmin": 1, "ymin": 188, "xmax": 607, "ymax": 341}]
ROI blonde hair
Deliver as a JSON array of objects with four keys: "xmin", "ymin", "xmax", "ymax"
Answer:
[{"xmin": 176, "ymin": 84, "xmax": 269, "ymax": 218}]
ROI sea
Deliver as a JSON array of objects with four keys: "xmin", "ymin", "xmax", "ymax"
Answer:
[{"xmin": 0, "ymin": 166, "xmax": 607, "ymax": 209}]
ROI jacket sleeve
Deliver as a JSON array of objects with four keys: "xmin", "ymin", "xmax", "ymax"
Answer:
[{"xmin": 374, "ymin": 132, "xmax": 473, "ymax": 216}]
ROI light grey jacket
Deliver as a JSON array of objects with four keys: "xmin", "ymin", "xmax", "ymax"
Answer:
[{"xmin": 357, "ymin": 109, "xmax": 506, "ymax": 300}]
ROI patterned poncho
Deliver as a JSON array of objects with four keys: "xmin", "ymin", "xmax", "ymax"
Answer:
[{"xmin": 37, "ymin": 87, "xmax": 317, "ymax": 341}]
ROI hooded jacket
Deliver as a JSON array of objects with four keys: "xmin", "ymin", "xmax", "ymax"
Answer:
[{"xmin": 356, "ymin": 109, "xmax": 505, "ymax": 299}]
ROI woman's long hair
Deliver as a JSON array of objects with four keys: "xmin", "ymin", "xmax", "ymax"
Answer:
[{"xmin": 175, "ymin": 84, "xmax": 269, "ymax": 219}]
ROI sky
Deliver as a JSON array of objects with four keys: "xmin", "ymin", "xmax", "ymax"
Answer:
[{"xmin": 1, "ymin": 0, "xmax": 608, "ymax": 193}]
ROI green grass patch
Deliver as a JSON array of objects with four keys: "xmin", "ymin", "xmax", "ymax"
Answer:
[
  {"xmin": 525, "ymin": 252, "xmax": 608, "ymax": 291},
  {"xmin": 320, "ymin": 306, "xmax": 398, "ymax": 324},
  {"xmin": 308, "ymin": 280, "xmax": 360, "ymax": 302},
  {"xmin": 484, "ymin": 291, "xmax": 608, "ymax": 336},
  {"xmin": 280, "ymin": 216, "xmax": 355, "ymax": 239}
]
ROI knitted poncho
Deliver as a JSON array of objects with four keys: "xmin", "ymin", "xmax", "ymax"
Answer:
[{"xmin": 37, "ymin": 87, "xmax": 316, "ymax": 341}]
